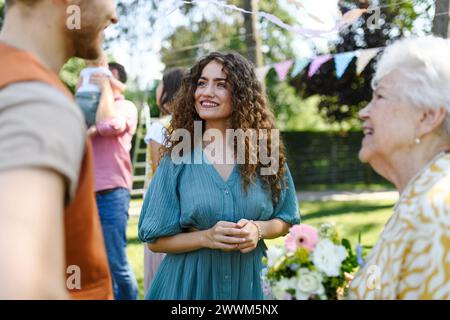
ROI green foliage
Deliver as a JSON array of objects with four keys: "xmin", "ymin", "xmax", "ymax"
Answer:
[
  {"xmin": 59, "ymin": 58, "xmax": 85, "ymax": 93},
  {"xmin": 0, "ymin": 0, "xmax": 5, "ymax": 30},
  {"xmin": 266, "ymin": 72, "xmax": 337, "ymax": 131},
  {"xmin": 290, "ymin": 0, "xmax": 434, "ymax": 124},
  {"xmin": 160, "ymin": 0, "xmax": 295, "ymax": 68},
  {"xmin": 112, "ymin": 0, "xmax": 304, "ymax": 126},
  {"xmin": 161, "ymin": 18, "xmax": 245, "ymax": 69},
  {"xmin": 157, "ymin": 0, "xmax": 308, "ymax": 127},
  {"xmin": 258, "ymin": 0, "xmax": 295, "ymax": 64},
  {"xmin": 103, "ymin": 1, "xmax": 435, "ymax": 128}
]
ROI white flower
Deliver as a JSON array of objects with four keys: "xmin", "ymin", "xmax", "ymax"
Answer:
[
  {"xmin": 319, "ymin": 222, "xmax": 338, "ymax": 239},
  {"xmin": 312, "ymin": 239, "xmax": 348, "ymax": 277},
  {"xmin": 295, "ymin": 268, "xmax": 325, "ymax": 300},
  {"xmin": 266, "ymin": 245, "xmax": 285, "ymax": 268},
  {"xmin": 272, "ymin": 277, "xmax": 297, "ymax": 300}
]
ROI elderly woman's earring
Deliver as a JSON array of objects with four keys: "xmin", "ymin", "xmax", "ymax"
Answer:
[{"xmin": 415, "ymin": 137, "xmax": 421, "ymax": 145}]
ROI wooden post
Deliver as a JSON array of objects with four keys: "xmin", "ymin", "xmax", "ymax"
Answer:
[
  {"xmin": 432, "ymin": 0, "xmax": 450, "ymax": 38},
  {"xmin": 242, "ymin": 0, "xmax": 263, "ymax": 67}
]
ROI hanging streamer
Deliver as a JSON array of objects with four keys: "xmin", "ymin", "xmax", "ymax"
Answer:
[
  {"xmin": 308, "ymin": 54, "xmax": 332, "ymax": 78},
  {"xmin": 274, "ymin": 60, "xmax": 294, "ymax": 81},
  {"xmin": 336, "ymin": 9, "xmax": 367, "ymax": 30},
  {"xmin": 291, "ymin": 57, "xmax": 310, "ymax": 77},
  {"xmin": 286, "ymin": 0, "xmax": 327, "ymax": 25},
  {"xmin": 334, "ymin": 52, "xmax": 356, "ymax": 79},
  {"xmin": 356, "ymin": 48, "xmax": 381, "ymax": 75},
  {"xmin": 255, "ymin": 48, "xmax": 384, "ymax": 82},
  {"xmin": 181, "ymin": 0, "xmax": 360, "ymax": 38},
  {"xmin": 256, "ymin": 65, "xmax": 272, "ymax": 83}
]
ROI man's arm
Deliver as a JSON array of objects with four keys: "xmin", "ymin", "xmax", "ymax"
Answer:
[
  {"xmin": 109, "ymin": 76, "xmax": 127, "ymax": 92},
  {"xmin": 0, "ymin": 168, "xmax": 69, "ymax": 299},
  {"xmin": 90, "ymin": 73, "xmax": 133, "ymax": 137},
  {"xmin": 90, "ymin": 73, "xmax": 116, "ymax": 122}
]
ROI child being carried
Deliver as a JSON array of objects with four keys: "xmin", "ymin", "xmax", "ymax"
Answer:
[{"xmin": 75, "ymin": 52, "xmax": 126, "ymax": 127}]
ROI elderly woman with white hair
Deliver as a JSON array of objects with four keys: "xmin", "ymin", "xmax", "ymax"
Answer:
[{"xmin": 349, "ymin": 36, "xmax": 450, "ymax": 300}]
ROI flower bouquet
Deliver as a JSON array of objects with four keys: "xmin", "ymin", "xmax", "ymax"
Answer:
[{"xmin": 262, "ymin": 223, "xmax": 360, "ymax": 300}]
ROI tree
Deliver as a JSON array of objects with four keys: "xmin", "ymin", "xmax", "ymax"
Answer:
[
  {"xmin": 242, "ymin": 0, "xmax": 263, "ymax": 67},
  {"xmin": 432, "ymin": 0, "xmax": 449, "ymax": 37},
  {"xmin": 111, "ymin": 0, "xmax": 295, "ymax": 67},
  {"xmin": 289, "ymin": 0, "xmax": 434, "ymax": 127},
  {"xmin": 0, "ymin": 0, "xmax": 5, "ymax": 30},
  {"xmin": 110, "ymin": 0, "xmax": 301, "ymax": 122},
  {"xmin": 60, "ymin": 58, "xmax": 85, "ymax": 93}
]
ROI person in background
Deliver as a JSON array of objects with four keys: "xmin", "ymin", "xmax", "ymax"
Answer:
[
  {"xmin": 88, "ymin": 62, "xmax": 139, "ymax": 300},
  {"xmin": 75, "ymin": 52, "xmax": 126, "ymax": 127},
  {"xmin": 0, "ymin": 0, "xmax": 117, "ymax": 299},
  {"xmin": 349, "ymin": 36, "xmax": 450, "ymax": 300},
  {"xmin": 143, "ymin": 68, "xmax": 185, "ymax": 294}
]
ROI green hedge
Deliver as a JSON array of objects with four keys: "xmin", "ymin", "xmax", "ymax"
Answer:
[{"xmin": 281, "ymin": 131, "xmax": 386, "ymax": 188}]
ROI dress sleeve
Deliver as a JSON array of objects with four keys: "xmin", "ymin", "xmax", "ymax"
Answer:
[
  {"xmin": 138, "ymin": 155, "xmax": 183, "ymax": 243},
  {"xmin": 271, "ymin": 164, "xmax": 301, "ymax": 225}
]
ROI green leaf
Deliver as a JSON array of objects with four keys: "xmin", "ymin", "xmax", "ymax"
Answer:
[{"xmin": 341, "ymin": 238, "xmax": 352, "ymax": 252}]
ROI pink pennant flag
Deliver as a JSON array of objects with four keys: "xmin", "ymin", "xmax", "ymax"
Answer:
[
  {"xmin": 274, "ymin": 60, "xmax": 294, "ymax": 81},
  {"xmin": 356, "ymin": 48, "xmax": 381, "ymax": 75},
  {"xmin": 308, "ymin": 55, "xmax": 332, "ymax": 78},
  {"xmin": 336, "ymin": 9, "xmax": 367, "ymax": 31},
  {"xmin": 256, "ymin": 65, "xmax": 272, "ymax": 83}
]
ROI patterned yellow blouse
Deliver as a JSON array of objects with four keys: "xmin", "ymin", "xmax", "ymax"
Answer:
[{"xmin": 350, "ymin": 152, "xmax": 450, "ymax": 300}]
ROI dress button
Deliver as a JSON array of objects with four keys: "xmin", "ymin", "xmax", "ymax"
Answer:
[
  {"xmin": 225, "ymin": 190, "xmax": 229, "ymax": 195},
  {"xmin": 225, "ymin": 275, "xmax": 229, "ymax": 280}
]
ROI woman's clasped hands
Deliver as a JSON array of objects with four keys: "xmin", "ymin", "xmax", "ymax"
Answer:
[{"xmin": 202, "ymin": 219, "xmax": 261, "ymax": 253}]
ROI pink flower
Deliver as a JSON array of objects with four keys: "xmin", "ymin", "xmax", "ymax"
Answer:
[{"xmin": 285, "ymin": 224, "xmax": 319, "ymax": 252}]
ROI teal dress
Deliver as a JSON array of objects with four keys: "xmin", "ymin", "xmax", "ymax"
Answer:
[{"xmin": 138, "ymin": 151, "xmax": 300, "ymax": 300}]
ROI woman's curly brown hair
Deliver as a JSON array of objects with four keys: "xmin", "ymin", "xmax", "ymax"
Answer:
[{"xmin": 163, "ymin": 52, "xmax": 288, "ymax": 203}]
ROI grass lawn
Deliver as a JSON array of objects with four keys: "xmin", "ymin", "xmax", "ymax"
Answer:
[
  {"xmin": 126, "ymin": 199, "xmax": 395, "ymax": 299},
  {"xmin": 298, "ymin": 182, "xmax": 394, "ymax": 192}
]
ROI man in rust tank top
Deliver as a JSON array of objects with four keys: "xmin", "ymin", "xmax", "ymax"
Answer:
[{"xmin": 0, "ymin": 0, "xmax": 118, "ymax": 299}]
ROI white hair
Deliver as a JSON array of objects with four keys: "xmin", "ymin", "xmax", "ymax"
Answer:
[{"xmin": 373, "ymin": 36, "xmax": 450, "ymax": 135}]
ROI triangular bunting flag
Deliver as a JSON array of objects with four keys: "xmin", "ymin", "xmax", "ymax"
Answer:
[
  {"xmin": 308, "ymin": 54, "xmax": 332, "ymax": 78},
  {"xmin": 336, "ymin": 8, "xmax": 367, "ymax": 31},
  {"xmin": 274, "ymin": 60, "xmax": 294, "ymax": 81},
  {"xmin": 255, "ymin": 65, "xmax": 272, "ymax": 83},
  {"xmin": 291, "ymin": 57, "xmax": 310, "ymax": 77},
  {"xmin": 334, "ymin": 51, "xmax": 356, "ymax": 79},
  {"xmin": 356, "ymin": 48, "xmax": 381, "ymax": 75}
]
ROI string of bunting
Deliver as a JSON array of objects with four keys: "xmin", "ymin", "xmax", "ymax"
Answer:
[
  {"xmin": 180, "ymin": 0, "xmax": 369, "ymax": 38},
  {"xmin": 257, "ymin": 47, "xmax": 384, "ymax": 83}
]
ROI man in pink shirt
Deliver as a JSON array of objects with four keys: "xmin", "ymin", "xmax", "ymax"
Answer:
[{"xmin": 89, "ymin": 62, "xmax": 139, "ymax": 300}]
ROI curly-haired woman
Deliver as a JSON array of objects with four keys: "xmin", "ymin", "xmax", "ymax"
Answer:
[{"xmin": 138, "ymin": 52, "xmax": 300, "ymax": 300}]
